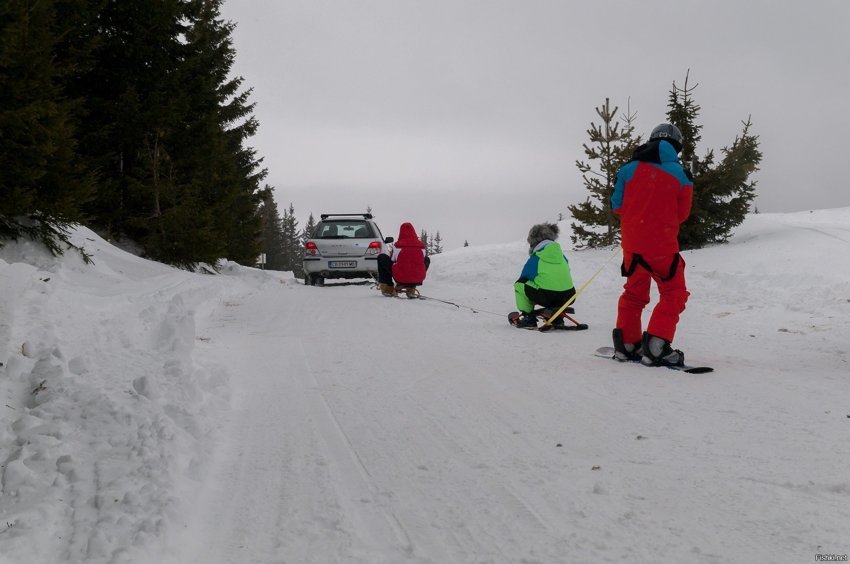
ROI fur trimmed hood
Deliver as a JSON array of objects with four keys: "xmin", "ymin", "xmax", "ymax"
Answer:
[{"xmin": 527, "ymin": 222, "xmax": 559, "ymax": 250}]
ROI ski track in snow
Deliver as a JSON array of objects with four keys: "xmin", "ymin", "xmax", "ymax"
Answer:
[
  {"xmin": 178, "ymin": 246, "xmax": 849, "ymax": 561},
  {"xmin": 1, "ymin": 209, "xmax": 849, "ymax": 564}
]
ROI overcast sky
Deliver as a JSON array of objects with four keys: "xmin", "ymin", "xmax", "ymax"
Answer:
[{"xmin": 220, "ymin": 0, "xmax": 850, "ymax": 250}]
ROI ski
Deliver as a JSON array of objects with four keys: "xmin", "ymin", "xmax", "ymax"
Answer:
[
  {"xmin": 508, "ymin": 308, "xmax": 588, "ymax": 331},
  {"xmin": 593, "ymin": 346, "xmax": 713, "ymax": 373}
]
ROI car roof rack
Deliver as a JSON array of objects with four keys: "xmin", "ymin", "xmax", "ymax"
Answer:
[{"xmin": 320, "ymin": 213, "xmax": 373, "ymax": 220}]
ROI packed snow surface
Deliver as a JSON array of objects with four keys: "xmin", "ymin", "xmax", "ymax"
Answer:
[{"xmin": 1, "ymin": 209, "xmax": 848, "ymax": 564}]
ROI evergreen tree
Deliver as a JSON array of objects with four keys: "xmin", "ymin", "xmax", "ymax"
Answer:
[
  {"xmin": 301, "ymin": 212, "xmax": 316, "ymax": 246},
  {"xmin": 419, "ymin": 229, "xmax": 429, "ymax": 255},
  {"xmin": 463, "ymin": 240, "xmax": 469, "ymax": 247},
  {"xmin": 280, "ymin": 203, "xmax": 302, "ymax": 275},
  {"xmin": 0, "ymin": 0, "xmax": 95, "ymax": 256},
  {"xmin": 667, "ymin": 72, "xmax": 761, "ymax": 248},
  {"xmin": 72, "ymin": 0, "xmax": 189, "ymax": 249},
  {"xmin": 568, "ymin": 98, "xmax": 640, "ymax": 248},
  {"xmin": 1, "ymin": 0, "xmax": 269, "ymax": 267},
  {"xmin": 187, "ymin": 0, "xmax": 265, "ymax": 265},
  {"xmin": 666, "ymin": 70, "xmax": 702, "ymax": 168},
  {"xmin": 66, "ymin": 0, "xmax": 265, "ymax": 266},
  {"xmin": 258, "ymin": 188, "xmax": 287, "ymax": 270},
  {"xmin": 432, "ymin": 231, "xmax": 443, "ymax": 254}
]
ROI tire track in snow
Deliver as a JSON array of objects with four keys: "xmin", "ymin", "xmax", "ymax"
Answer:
[
  {"xmin": 295, "ymin": 339, "xmax": 417, "ymax": 558},
  {"xmin": 181, "ymin": 288, "xmax": 428, "ymax": 564}
]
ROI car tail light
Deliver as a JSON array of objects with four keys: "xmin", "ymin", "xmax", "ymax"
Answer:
[
  {"xmin": 365, "ymin": 241, "xmax": 382, "ymax": 255},
  {"xmin": 305, "ymin": 241, "xmax": 319, "ymax": 256}
]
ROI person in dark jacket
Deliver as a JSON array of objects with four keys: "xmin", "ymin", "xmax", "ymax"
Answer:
[
  {"xmin": 513, "ymin": 222, "xmax": 576, "ymax": 328},
  {"xmin": 611, "ymin": 123, "xmax": 693, "ymax": 366},
  {"xmin": 377, "ymin": 222, "xmax": 430, "ymax": 298}
]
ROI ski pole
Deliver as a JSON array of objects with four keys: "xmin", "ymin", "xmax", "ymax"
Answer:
[{"xmin": 539, "ymin": 247, "xmax": 621, "ymax": 332}]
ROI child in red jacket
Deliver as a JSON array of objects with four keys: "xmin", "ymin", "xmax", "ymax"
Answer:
[
  {"xmin": 377, "ymin": 222, "xmax": 430, "ymax": 298},
  {"xmin": 611, "ymin": 123, "xmax": 693, "ymax": 367}
]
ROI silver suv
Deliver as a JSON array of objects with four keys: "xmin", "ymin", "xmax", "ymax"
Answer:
[{"xmin": 302, "ymin": 213, "xmax": 393, "ymax": 286}]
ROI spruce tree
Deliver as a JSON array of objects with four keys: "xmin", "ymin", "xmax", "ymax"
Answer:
[
  {"xmin": 183, "ymin": 0, "xmax": 265, "ymax": 265},
  {"xmin": 568, "ymin": 98, "xmax": 640, "ymax": 248},
  {"xmin": 258, "ymin": 188, "xmax": 287, "ymax": 270},
  {"xmin": 419, "ymin": 229, "xmax": 429, "ymax": 255},
  {"xmin": 73, "ymin": 0, "xmax": 189, "ymax": 249},
  {"xmin": 0, "ymin": 0, "xmax": 95, "ymax": 256},
  {"xmin": 301, "ymin": 213, "xmax": 316, "ymax": 246},
  {"xmin": 280, "ymin": 203, "xmax": 302, "ymax": 275},
  {"xmin": 432, "ymin": 232, "xmax": 443, "ymax": 254},
  {"xmin": 65, "ymin": 0, "xmax": 265, "ymax": 266},
  {"xmin": 667, "ymin": 72, "xmax": 761, "ymax": 248}
]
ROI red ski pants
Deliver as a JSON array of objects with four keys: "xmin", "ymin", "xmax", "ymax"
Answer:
[{"xmin": 616, "ymin": 252, "xmax": 689, "ymax": 344}]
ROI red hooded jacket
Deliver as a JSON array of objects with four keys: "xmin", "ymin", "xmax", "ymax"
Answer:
[
  {"xmin": 391, "ymin": 222, "xmax": 427, "ymax": 284},
  {"xmin": 612, "ymin": 140, "xmax": 693, "ymax": 255}
]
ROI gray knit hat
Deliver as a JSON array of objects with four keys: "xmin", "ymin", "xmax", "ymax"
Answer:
[{"xmin": 527, "ymin": 222, "xmax": 559, "ymax": 249}]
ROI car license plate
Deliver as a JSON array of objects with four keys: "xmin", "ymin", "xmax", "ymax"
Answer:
[{"xmin": 329, "ymin": 261, "xmax": 356, "ymax": 268}]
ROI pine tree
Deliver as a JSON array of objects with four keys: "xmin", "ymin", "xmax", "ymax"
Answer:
[
  {"xmin": 419, "ymin": 229, "xmax": 429, "ymax": 255},
  {"xmin": 72, "ymin": 0, "xmax": 190, "ymax": 250},
  {"xmin": 568, "ymin": 98, "xmax": 641, "ymax": 248},
  {"xmin": 463, "ymin": 240, "xmax": 469, "ymax": 247},
  {"xmin": 280, "ymin": 203, "xmax": 302, "ymax": 275},
  {"xmin": 64, "ymin": 0, "xmax": 265, "ymax": 266},
  {"xmin": 0, "ymin": 0, "xmax": 95, "ymax": 256},
  {"xmin": 301, "ymin": 213, "xmax": 316, "ymax": 246},
  {"xmin": 667, "ymin": 72, "xmax": 761, "ymax": 248},
  {"xmin": 163, "ymin": 0, "xmax": 264, "ymax": 266},
  {"xmin": 666, "ymin": 71, "xmax": 702, "ymax": 167},
  {"xmin": 258, "ymin": 188, "xmax": 287, "ymax": 270},
  {"xmin": 432, "ymin": 231, "xmax": 443, "ymax": 254}
]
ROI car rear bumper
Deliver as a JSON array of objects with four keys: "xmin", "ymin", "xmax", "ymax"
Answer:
[{"xmin": 303, "ymin": 256, "xmax": 378, "ymax": 279}]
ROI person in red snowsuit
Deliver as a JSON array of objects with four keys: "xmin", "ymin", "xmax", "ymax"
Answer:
[
  {"xmin": 377, "ymin": 222, "xmax": 430, "ymax": 297},
  {"xmin": 611, "ymin": 123, "xmax": 693, "ymax": 367}
]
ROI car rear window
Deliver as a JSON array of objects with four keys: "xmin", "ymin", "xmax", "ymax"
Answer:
[{"xmin": 315, "ymin": 221, "xmax": 375, "ymax": 239}]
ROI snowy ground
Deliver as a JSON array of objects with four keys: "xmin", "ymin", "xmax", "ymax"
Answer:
[{"xmin": 1, "ymin": 209, "xmax": 849, "ymax": 564}]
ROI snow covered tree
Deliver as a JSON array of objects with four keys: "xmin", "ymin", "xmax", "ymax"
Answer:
[
  {"xmin": 568, "ymin": 98, "xmax": 641, "ymax": 248},
  {"xmin": 668, "ymin": 72, "xmax": 761, "ymax": 248}
]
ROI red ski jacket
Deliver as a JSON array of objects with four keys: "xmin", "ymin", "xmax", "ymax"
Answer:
[
  {"xmin": 391, "ymin": 222, "xmax": 427, "ymax": 284},
  {"xmin": 612, "ymin": 140, "xmax": 693, "ymax": 255}
]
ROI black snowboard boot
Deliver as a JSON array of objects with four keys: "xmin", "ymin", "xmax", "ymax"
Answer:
[
  {"xmin": 640, "ymin": 332, "xmax": 685, "ymax": 367},
  {"xmin": 514, "ymin": 312, "xmax": 538, "ymax": 329},
  {"xmin": 612, "ymin": 328, "xmax": 642, "ymax": 361}
]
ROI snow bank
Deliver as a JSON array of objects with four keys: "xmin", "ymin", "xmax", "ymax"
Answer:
[{"xmin": 0, "ymin": 228, "xmax": 292, "ymax": 563}]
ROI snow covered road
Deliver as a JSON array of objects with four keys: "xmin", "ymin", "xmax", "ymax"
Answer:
[
  {"xmin": 176, "ymin": 229, "xmax": 849, "ymax": 563},
  {"xmin": 2, "ymin": 210, "xmax": 849, "ymax": 564}
]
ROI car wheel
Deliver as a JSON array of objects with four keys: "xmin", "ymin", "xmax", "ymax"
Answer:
[{"xmin": 315, "ymin": 276, "xmax": 325, "ymax": 287}]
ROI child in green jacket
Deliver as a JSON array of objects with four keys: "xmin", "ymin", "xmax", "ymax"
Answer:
[{"xmin": 513, "ymin": 223, "xmax": 576, "ymax": 328}]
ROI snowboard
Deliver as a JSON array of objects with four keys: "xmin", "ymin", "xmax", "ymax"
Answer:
[
  {"xmin": 593, "ymin": 346, "xmax": 713, "ymax": 373},
  {"xmin": 508, "ymin": 308, "xmax": 588, "ymax": 331}
]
